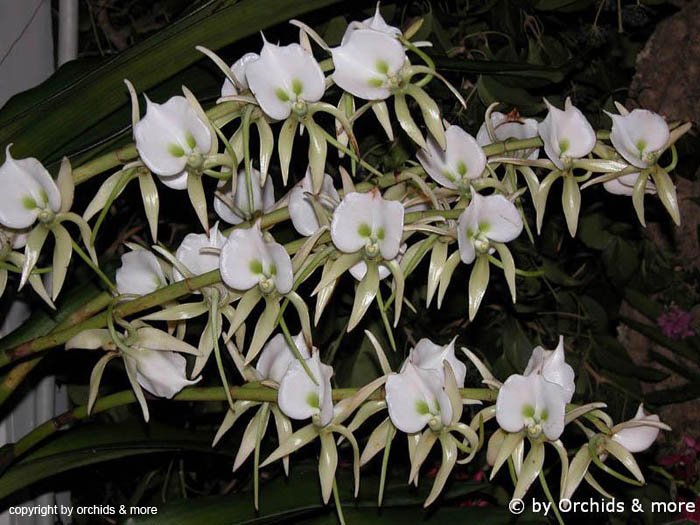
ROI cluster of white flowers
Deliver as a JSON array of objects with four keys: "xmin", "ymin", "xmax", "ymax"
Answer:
[{"xmin": 0, "ymin": 3, "xmax": 684, "ymax": 512}]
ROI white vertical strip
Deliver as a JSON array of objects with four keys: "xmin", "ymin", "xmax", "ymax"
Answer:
[{"xmin": 57, "ymin": 0, "xmax": 78, "ymax": 67}]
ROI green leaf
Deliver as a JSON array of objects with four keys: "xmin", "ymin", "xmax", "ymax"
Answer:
[
  {"xmin": 0, "ymin": 421, "xmax": 232, "ymax": 499},
  {"xmin": 0, "ymin": 0, "xmax": 344, "ymax": 163}
]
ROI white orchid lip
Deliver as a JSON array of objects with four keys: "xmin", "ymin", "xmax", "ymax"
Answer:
[
  {"xmin": 172, "ymin": 223, "xmax": 227, "ymax": 282},
  {"xmin": 245, "ymin": 37, "xmax": 325, "ymax": 120},
  {"xmin": 278, "ymin": 350, "xmax": 334, "ymax": 427},
  {"xmin": 331, "ymin": 28, "xmax": 406, "ymax": 101},
  {"xmin": 288, "ymin": 167, "xmax": 339, "ymax": 237},
  {"xmin": 0, "ymin": 146, "xmax": 61, "ymax": 229},
  {"xmin": 214, "ymin": 167, "xmax": 274, "ymax": 225},
  {"xmin": 125, "ymin": 347, "xmax": 201, "ymax": 399},
  {"xmin": 219, "ymin": 222, "xmax": 293, "ymax": 295},
  {"xmin": 603, "ymin": 172, "xmax": 656, "ymax": 196},
  {"xmin": 133, "ymin": 95, "xmax": 212, "ymax": 188},
  {"xmin": 495, "ymin": 339, "xmax": 574, "ymax": 441},
  {"xmin": 495, "ymin": 372, "xmax": 567, "ymax": 441},
  {"xmin": 611, "ymin": 404, "xmax": 662, "ymax": 453},
  {"xmin": 476, "ymin": 110, "xmax": 539, "ymax": 160},
  {"xmin": 417, "ymin": 125, "xmax": 487, "ymax": 190},
  {"xmin": 221, "ymin": 52, "xmax": 259, "ymax": 97},
  {"xmin": 457, "ymin": 192, "xmax": 523, "ymax": 264},
  {"xmin": 538, "ymin": 97, "xmax": 596, "ymax": 170},
  {"xmin": 608, "ymin": 108, "xmax": 669, "ymax": 168},
  {"xmin": 330, "ymin": 189, "xmax": 404, "ymax": 261},
  {"xmin": 256, "ymin": 332, "xmax": 310, "ymax": 384},
  {"xmin": 385, "ymin": 361, "xmax": 452, "ymax": 434},
  {"xmin": 116, "ymin": 249, "xmax": 167, "ymax": 297}
]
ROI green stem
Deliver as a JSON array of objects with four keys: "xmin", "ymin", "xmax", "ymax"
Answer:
[
  {"xmin": 332, "ymin": 476, "xmax": 346, "ymax": 525},
  {"xmin": 539, "ymin": 471, "xmax": 565, "ymax": 525},
  {"xmin": 0, "ymin": 291, "xmax": 112, "ymax": 405},
  {"xmin": 375, "ymin": 287, "xmax": 397, "ymax": 352},
  {"xmin": 315, "ymin": 125, "xmax": 384, "ymax": 178},
  {"xmin": 279, "ymin": 316, "xmax": 317, "ymax": 385},
  {"xmin": 487, "ymin": 255, "xmax": 544, "ymax": 277},
  {"xmin": 210, "ymin": 294, "xmax": 235, "ymax": 411},
  {"xmin": 242, "ymin": 105, "xmax": 255, "ymax": 215},
  {"xmin": 0, "ymin": 386, "xmax": 497, "ymax": 471},
  {"xmin": 71, "ymin": 240, "xmax": 117, "ymax": 294},
  {"xmin": 378, "ymin": 424, "xmax": 394, "ymax": 506},
  {"xmin": 91, "ymin": 168, "xmax": 135, "ymax": 244}
]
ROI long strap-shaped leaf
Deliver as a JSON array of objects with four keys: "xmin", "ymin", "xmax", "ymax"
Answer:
[{"xmin": 0, "ymin": 0, "xmax": 343, "ymax": 163}]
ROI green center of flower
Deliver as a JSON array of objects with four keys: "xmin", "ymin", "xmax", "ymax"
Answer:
[
  {"xmin": 522, "ymin": 403, "xmax": 548, "ymax": 438},
  {"xmin": 358, "ymin": 222, "xmax": 385, "ymax": 259},
  {"xmin": 250, "ymin": 258, "xmax": 278, "ymax": 294}
]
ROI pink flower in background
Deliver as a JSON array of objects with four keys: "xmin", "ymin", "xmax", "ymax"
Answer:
[{"xmin": 657, "ymin": 306, "xmax": 695, "ymax": 340}]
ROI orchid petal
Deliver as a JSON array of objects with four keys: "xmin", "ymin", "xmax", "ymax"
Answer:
[
  {"xmin": 278, "ymin": 351, "xmax": 334, "ymax": 426},
  {"xmin": 417, "ymin": 126, "xmax": 486, "ymax": 189},
  {"xmin": 256, "ymin": 332, "xmax": 310, "ymax": 383},
  {"xmin": 172, "ymin": 224, "xmax": 226, "ymax": 281},
  {"xmin": 288, "ymin": 168, "xmax": 339, "ymax": 237},
  {"xmin": 609, "ymin": 109, "xmax": 669, "ymax": 168},
  {"xmin": 246, "ymin": 40, "xmax": 325, "ymax": 120},
  {"xmin": 612, "ymin": 404, "xmax": 661, "ymax": 453},
  {"xmin": 331, "ymin": 29, "xmax": 405, "ymax": 101},
  {"xmin": 126, "ymin": 348, "xmax": 201, "ymax": 398},
  {"xmin": 116, "ymin": 249, "xmax": 166, "ymax": 296},
  {"xmin": 538, "ymin": 98, "xmax": 595, "ymax": 169},
  {"xmin": 0, "ymin": 148, "xmax": 60, "ymax": 229},
  {"xmin": 134, "ymin": 96, "xmax": 212, "ymax": 176}
]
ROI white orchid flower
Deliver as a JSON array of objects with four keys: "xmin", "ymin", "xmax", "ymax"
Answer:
[
  {"xmin": 456, "ymin": 192, "xmax": 523, "ymax": 264},
  {"xmin": 220, "ymin": 52, "xmax": 258, "ymax": 97},
  {"xmin": 330, "ymin": 190, "xmax": 404, "ymax": 260},
  {"xmin": 349, "ymin": 243, "xmax": 405, "ymax": 281},
  {"xmin": 340, "ymin": 4, "xmax": 402, "ymax": 44},
  {"xmin": 385, "ymin": 361, "xmax": 452, "ymax": 434},
  {"xmin": 611, "ymin": 404, "xmax": 663, "ymax": 453},
  {"xmin": 476, "ymin": 111, "xmax": 539, "ymax": 160},
  {"xmin": 278, "ymin": 350, "xmax": 334, "ymax": 427},
  {"xmin": 523, "ymin": 336, "xmax": 575, "ymax": 403},
  {"xmin": 538, "ymin": 98, "xmax": 596, "ymax": 170},
  {"xmin": 172, "ymin": 223, "xmax": 227, "ymax": 281},
  {"xmin": 133, "ymin": 95, "xmax": 213, "ymax": 189},
  {"xmin": 219, "ymin": 222, "xmax": 293, "ymax": 294},
  {"xmin": 495, "ymin": 341, "xmax": 573, "ymax": 440},
  {"xmin": 331, "ymin": 28, "xmax": 406, "ymax": 101},
  {"xmin": 417, "ymin": 125, "xmax": 487, "ymax": 190},
  {"xmin": 0, "ymin": 146, "xmax": 61, "ymax": 229},
  {"xmin": 496, "ymin": 373, "xmax": 567, "ymax": 441},
  {"xmin": 66, "ymin": 325, "xmax": 201, "ymax": 420},
  {"xmin": 402, "ymin": 337, "xmax": 466, "ymax": 387},
  {"xmin": 214, "ymin": 167, "xmax": 274, "ymax": 225},
  {"xmin": 603, "ymin": 173, "xmax": 656, "ymax": 196},
  {"xmin": 608, "ymin": 109, "xmax": 669, "ymax": 169},
  {"xmin": 245, "ymin": 37, "xmax": 325, "ymax": 120},
  {"xmin": 289, "ymin": 167, "xmax": 339, "ymax": 237},
  {"xmin": 256, "ymin": 332, "xmax": 310, "ymax": 384},
  {"xmin": 115, "ymin": 249, "xmax": 167, "ymax": 297},
  {"xmin": 124, "ymin": 347, "xmax": 200, "ymax": 399}
]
